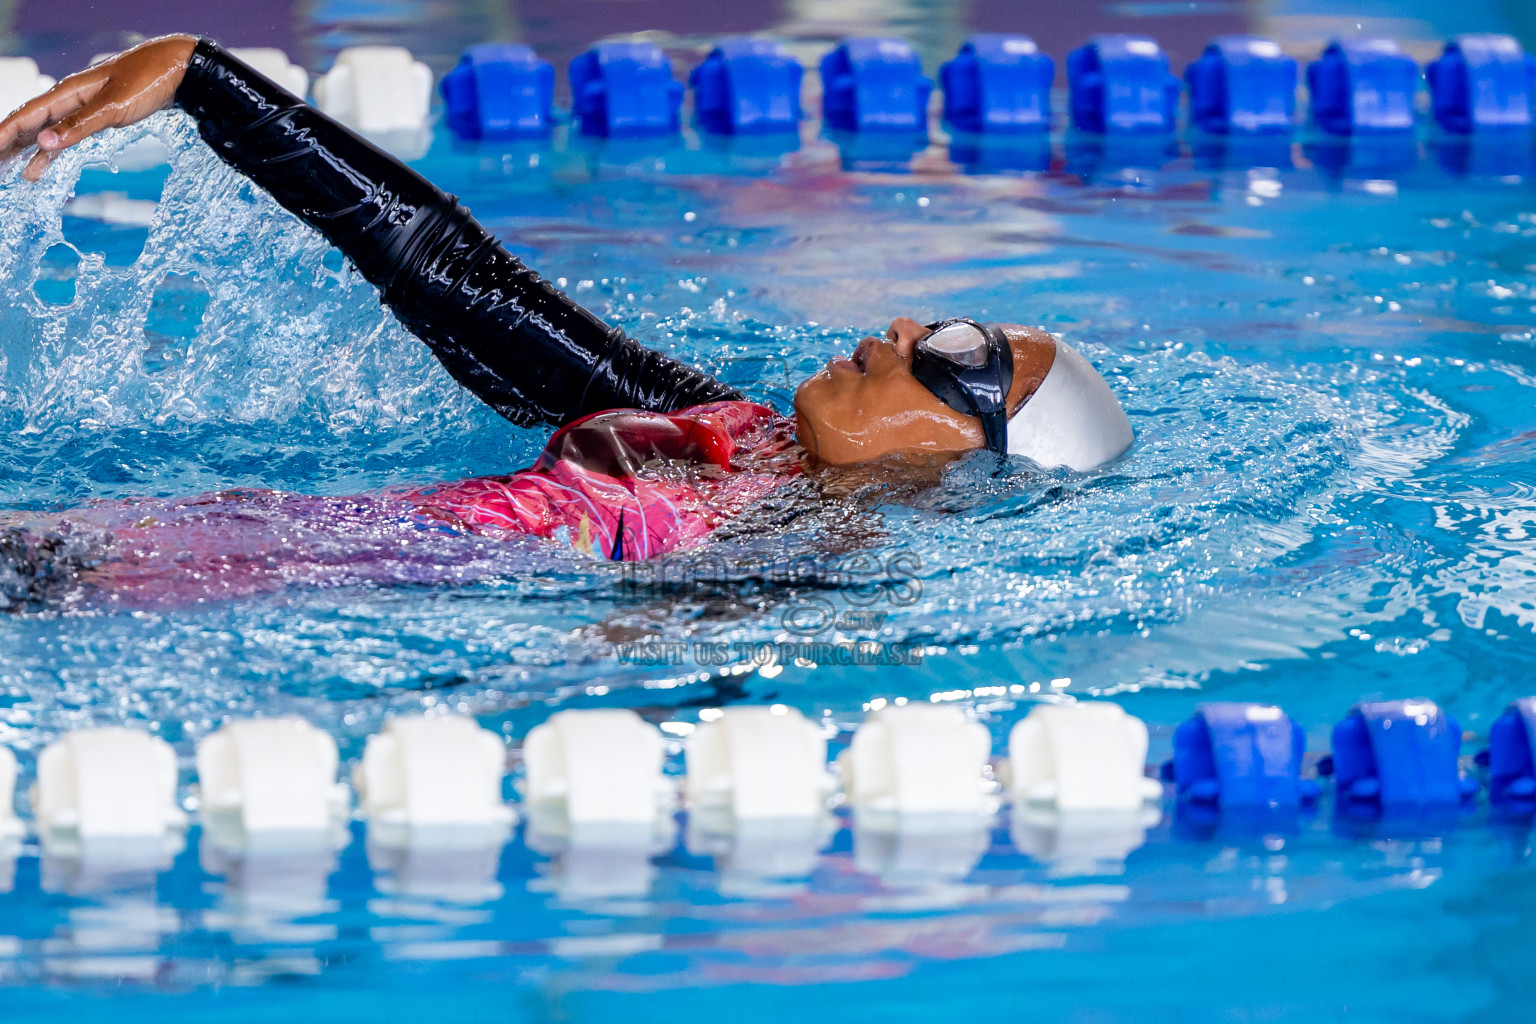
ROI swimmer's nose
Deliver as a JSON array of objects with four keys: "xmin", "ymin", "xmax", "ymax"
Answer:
[{"xmin": 885, "ymin": 316, "xmax": 929, "ymax": 359}]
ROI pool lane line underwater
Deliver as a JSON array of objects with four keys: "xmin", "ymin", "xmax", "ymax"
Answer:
[{"xmin": 6, "ymin": 697, "xmax": 1536, "ymax": 867}]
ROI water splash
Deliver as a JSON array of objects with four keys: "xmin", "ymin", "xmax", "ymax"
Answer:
[{"xmin": 0, "ymin": 112, "xmax": 522, "ymax": 508}]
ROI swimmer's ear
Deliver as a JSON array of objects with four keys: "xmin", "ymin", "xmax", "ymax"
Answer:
[{"xmin": 0, "ymin": 35, "xmax": 196, "ymax": 182}]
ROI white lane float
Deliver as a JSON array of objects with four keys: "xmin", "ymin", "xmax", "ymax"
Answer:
[
  {"xmin": 0, "ymin": 746, "xmax": 17, "ymax": 894},
  {"xmin": 229, "ymin": 47, "xmax": 310, "ymax": 97},
  {"xmin": 0, "ymin": 57, "xmax": 54, "ymax": 116},
  {"xmin": 34, "ymin": 727, "xmax": 187, "ymax": 840},
  {"xmin": 685, "ymin": 705, "xmax": 834, "ymax": 821},
  {"xmin": 1008, "ymin": 703, "xmax": 1164, "ymax": 810},
  {"xmin": 0, "ymin": 745, "xmax": 20, "ymax": 839},
  {"xmin": 63, "ymin": 191, "xmax": 159, "ymax": 226},
  {"xmin": 523, "ymin": 708, "xmax": 672, "ymax": 825},
  {"xmin": 196, "ymin": 717, "xmax": 347, "ymax": 838},
  {"xmin": 840, "ymin": 704, "xmax": 996, "ymax": 818},
  {"xmin": 314, "ymin": 45, "xmax": 432, "ymax": 133},
  {"xmin": 355, "ymin": 715, "xmax": 513, "ymax": 834}
]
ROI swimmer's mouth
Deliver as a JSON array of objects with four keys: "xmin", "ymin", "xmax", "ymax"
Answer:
[{"xmin": 829, "ymin": 338, "xmax": 875, "ymax": 374}]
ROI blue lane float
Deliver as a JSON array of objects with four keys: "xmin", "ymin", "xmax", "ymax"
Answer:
[
  {"xmin": 569, "ymin": 41, "xmax": 683, "ymax": 137},
  {"xmin": 689, "ymin": 37, "xmax": 802, "ymax": 135},
  {"xmin": 820, "ymin": 37, "xmax": 933, "ymax": 133},
  {"xmin": 1485, "ymin": 698, "xmax": 1536, "ymax": 806},
  {"xmin": 441, "ymin": 44, "xmax": 555, "ymax": 140},
  {"xmin": 1184, "ymin": 36, "xmax": 1297, "ymax": 135},
  {"xmin": 1328, "ymin": 699, "xmax": 1478, "ymax": 811},
  {"xmin": 1165, "ymin": 703, "xmax": 1317, "ymax": 808},
  {"xmin": 939, "ymin": 34, "xmax": 1054, "ymax": 133},
  {"xmin": 1307, "ymin": 38, "xmax": 1419, "ymax": 135},
  {"xmin": 1426, "ymin": 34, "xmax": 1536, "ymax": 133},
  {"xmin": 1066, "ymin": 35, "xmax": 1180, "ymax": 135}
]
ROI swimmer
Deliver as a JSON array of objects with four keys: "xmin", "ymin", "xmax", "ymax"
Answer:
[{"xmin": 0, "ymin": 38, "xmax": 1133, "ymax": 605}]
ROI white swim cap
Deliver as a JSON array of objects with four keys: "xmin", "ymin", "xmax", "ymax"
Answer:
[{"xmin": 1005, "ymin": 340, "xmax": 1133, "ymax": 471}]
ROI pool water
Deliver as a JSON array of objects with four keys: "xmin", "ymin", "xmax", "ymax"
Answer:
[{"xmin": 6, "ymin": 1, "xmax": 1536, "ymax": 1020}]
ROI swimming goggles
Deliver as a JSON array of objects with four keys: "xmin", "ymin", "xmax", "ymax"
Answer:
[{"xmin": 910, "ymin": 318, "xmax": 1014, "ymax": 455}]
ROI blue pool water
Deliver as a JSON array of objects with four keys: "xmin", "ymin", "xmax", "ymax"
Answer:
[{"xmin": 6, "ymin": 1, "xmax": 1536, "ymax": 1020}]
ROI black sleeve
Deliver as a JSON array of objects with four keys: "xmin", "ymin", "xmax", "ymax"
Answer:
[{"xmin": 173, "ymin": 37, "xmax": 740, "ymax": 428}]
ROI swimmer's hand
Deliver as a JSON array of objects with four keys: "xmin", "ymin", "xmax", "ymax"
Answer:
[{"xmin": 0, "ymin": 35, "xmax": 196, "ymax": 182}]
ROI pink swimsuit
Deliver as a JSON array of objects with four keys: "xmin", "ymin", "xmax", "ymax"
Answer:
[
  {"xmin": 405, "ymin": 401, "xmax": 801, "ymax": 561},
  {"xmin": 6, "ymin": 402, "xmax": 802, "ymax": 608}
]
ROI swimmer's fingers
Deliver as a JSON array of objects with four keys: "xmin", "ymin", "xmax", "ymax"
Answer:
[
  {"xmin": 25, "ymin": 87, "xmax": 138, "ymax": 178},
  {"xmin": 0, "ymin": 74, "xmax": 106, "ymax": 163},
  {"xmin": 3, "ymin": 36, "xmax": 195, "ymax": 181}
]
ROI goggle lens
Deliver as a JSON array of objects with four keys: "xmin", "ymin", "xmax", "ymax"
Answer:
[{"xmin": 919, "ymin": 321, "xmax": 990, "ymax": 368}]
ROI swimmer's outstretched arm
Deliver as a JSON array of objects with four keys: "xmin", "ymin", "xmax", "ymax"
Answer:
[{"xmin": 0, "ymin": 36, "xmax": 740, "ymax": 427}]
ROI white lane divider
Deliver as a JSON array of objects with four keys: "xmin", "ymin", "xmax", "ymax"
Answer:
[
  {"xmin": 197, "ymin": 717, "xmax": 347, "ymax": 835},
  {"xmin": 63, "ymin": 191, "xmax": 160, "ymax": 226},
  {"xmin": 523, "ymin": 708, "xmax": 671, "ymax": 824},
  {"xmin": 0, "ymin": 57, "xmax": 54, "ymax": 117},
  {"xmin": 1008, "ymin": 703, "xmax": 1164, "ymax": 811},
  {"xmin": 840, "ymin": 703, "xmax": 996, "ymax": 817},
  {"xmin": 355, "ymin": 715, "xmax": 513, "ymax": 829},
  {"xmin": 2, "ymin": 699, "xmax": 1166, "ymax": 877},
  {"xmin": 228, "ymin": 47, "xmax": 310, "ymax": 97},
  {"xmin": 313, "ymin": 46, "xmax": 433, "ymax": 134},
  {"xmin": 0, "ymin": 745, "xmax": 19, "ymax": 839},
  {"xmin": 685, "ymin": 705, "xmax": 835, "ymax": 820},
  {"xmin": 34, "ymin": 727, "xmax": 187, "ymax": 839}
]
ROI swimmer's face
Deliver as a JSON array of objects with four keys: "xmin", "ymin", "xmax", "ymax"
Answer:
[{"xmin": 793, "ymin": 317, "xmax": 1057, "ymax": 466}]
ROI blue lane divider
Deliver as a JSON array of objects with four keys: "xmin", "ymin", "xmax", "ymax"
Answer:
[
  {"xmin": 820, "ymin": 37, "xmax": 933, "ymax": 132},
  {"xmin": 940, "ymin": 34, "xmax": 1054, "ymax": 133},
  {"xmin": 1066, "ymin": 35, "xmax": 1180, "ymax": 134},
  {"xmin": 428, "ymin": 30, "xmax": 1536, "ymax": 180},
  {"xmin": 1426, "ymin": 34, "xmax": 1536, "ymax": 133},
  {"xmin": 569, "ymin": 41, "xmax": 683, "ymax": 137},
  {"xmin": 1164, "ymin": 703, "xmax": 1317, "ymax": 808},
  {"xmin": 1328, "ymin": 699, "xmax": 1479, "ymax": 811},
  {"xmin": 1484, "ymin": 698, "xmax": 1536, "ymax": 806},
  {"xmin": 1307, "ymin": 38, "xmax": 1419, "ymax": 135},
  {"xmin": 690, "ymin": 37, "xmax": 802, "ymax": 135},
  {"xmin": 441, "ymin": 44, "xmax": 555, "ymax": 140},
  {"xmin": 1184, "ymin": 36, "xmax": 1296, "ymax": 135}
]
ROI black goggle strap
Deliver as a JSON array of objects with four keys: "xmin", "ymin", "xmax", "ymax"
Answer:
[{"xmin": 912, "ymin": 320, "xmax": 1014, "ymax": 456}]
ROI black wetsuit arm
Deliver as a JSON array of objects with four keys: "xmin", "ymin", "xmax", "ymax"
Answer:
[{"xmin": 172, "ymin": 37, "xmax": 739, "ymax": 427}]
